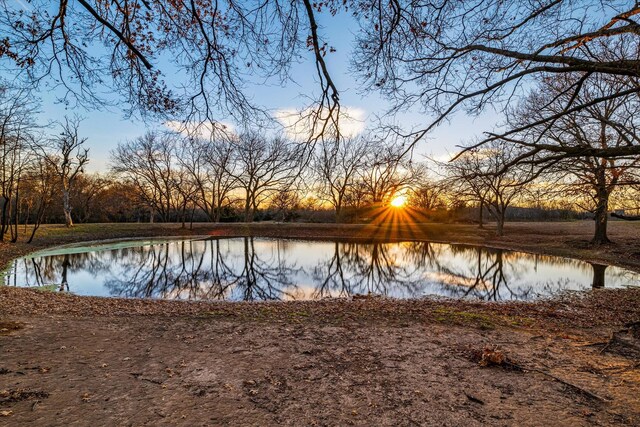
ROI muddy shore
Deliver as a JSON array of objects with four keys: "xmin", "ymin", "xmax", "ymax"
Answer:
[{"xmin": 1, "ymin": 221, "xmax": 639, "ymax": 426}]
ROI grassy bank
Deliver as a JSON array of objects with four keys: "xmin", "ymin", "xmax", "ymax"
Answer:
[{"xmin": 2, "ymin": 220, "xmax": 640, "ymax": 271}]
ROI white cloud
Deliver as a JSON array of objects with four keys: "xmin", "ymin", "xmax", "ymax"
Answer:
[
  {"xmin": 274, "ymin": 106, "xmax": 366, "ymax": 141},
  {"xmin": 165, "ymin": 106, "xmax": 367, "ymax": 142}
]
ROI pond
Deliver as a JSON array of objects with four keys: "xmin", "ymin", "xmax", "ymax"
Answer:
[{"xmin": 3, "ymin": 237, "xmax": 639, "ymax": 301}]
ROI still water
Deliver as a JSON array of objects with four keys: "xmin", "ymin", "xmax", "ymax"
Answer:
[{"xmin": 3, "ymin": 237, "xmax": 639, "ymax": 301}]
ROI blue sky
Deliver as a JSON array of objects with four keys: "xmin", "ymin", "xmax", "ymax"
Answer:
[{"xmin": 32, "ymin": 7, "xmax": 500, "ymax": 173}]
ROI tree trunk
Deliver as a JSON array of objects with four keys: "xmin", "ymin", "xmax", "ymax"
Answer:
[
  {"xmin": 0, "ymin": 196, "xmax": 8, "ymax": 241},
  {"xmin": 10, "ymin": 187, "xmax": 19, "ymax": 243},
  {"xmin": 592, "ymin": 186, "xmax": 611, "ymax": 245},
  {"xmin": 244, "ymin": 197, "xmax": 252, "ymax": 222},
  {"xmin": 27, "ymin": 202, "xmax": 47, "ymax": 244},
  {"xmin": 495, "ymin": 211, "xmax": 505, "ymax": 237},
  {"xmin": 23, "ymin": 204, "xmax": 30, "ymax": 233},
  {"xmin": 62, "ymin": 189, "xmax": 73, "ymax": 227},
  {"xmin": 478, "ymin": 200, "xmax": 484, "ymax": 229},
  {"xmin": 180, "ymin": 202, "xmax": 187, "ymax": 229}
]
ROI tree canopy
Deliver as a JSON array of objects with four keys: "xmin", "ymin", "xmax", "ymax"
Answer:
[{"xmin": 2, "ymin": 1, "xmax": 638, "ymax": 146}]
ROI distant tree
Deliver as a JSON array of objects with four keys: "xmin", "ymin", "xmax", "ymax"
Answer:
[
  {"xmin": 21, "ymin": 158, "xmax": 57, "ymax": 243},
  {"xmin": 0, "ymin": 83, "xmax": 38, "ymax": 240},
  {"xmin": 269, "ymin": 189, "xmax": 301, "ymax": 222},
  {"xmin": 45, "ymin": 118, "xmax": 89, "ymax": 227},
  {"xmin": 97, "ymin": 181, "xmax": 146, "ymax": 222},
  {"xmin": 357, "ymin": 139, "xmax": 425, "ymax": 205},
  {"xmin": 178, "ymin": 134, "xmax": 238, "ymax": 222},
  {"xmin": 408, "ymin": 179, "xmax": 446, "ymax": 211},
  {"xmin": 313, "ymin": 136, "xmax": 367, "ymax": 222},
  {"xmin": 446, "ymin": 141, "xmax": 534, "ymax": 236},
  {"xmin": 69, "ymin": 174, "xmax": 110, "ymax": 223},
  {"xmin": 111, "ymin": 131, "xmax": 179, "ymax": 222},
  {"xmin": 343, "ymin": 180, "xmax": 369, "ymax": 222},
  {"xmin": 229, "ymin": 133, "xmax": 301, "ymax": 222}
]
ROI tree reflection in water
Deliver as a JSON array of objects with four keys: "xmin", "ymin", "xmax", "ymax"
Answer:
[
  {"xmin": 102, "ymin": 238, "xmax": 302, "ymax": 300},
  {"xmin": 312, "ymin": 242, "xmax": 428, "ymax": 298},
  {"xmin": 5, "ymin": 238, "xmax": 639, "ymax": 301}
]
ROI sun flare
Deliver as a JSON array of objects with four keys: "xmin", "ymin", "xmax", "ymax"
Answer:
[{"xmin": 390, "ymin": 195, "xmax": 407, "ymax": 208}]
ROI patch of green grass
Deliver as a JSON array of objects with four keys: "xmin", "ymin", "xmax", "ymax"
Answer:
[
  {"xmin": 202, "ymin": 309, "xmax": 232, "ymax": 317},
  {"xmin": 432, "ymin": 307, "xmax": 537, "ymax": 330},
  {"xmin": 34, "ymin": 284, "xmax": 60, "ymax": 293},
  {"xmin": 506, "ymin": 316, "xmax": 536, "ymax": 327},
  {"xmin": 288, "ymin": 310, "xmax": 309, "ymax": 317},
  {"xmin": 259, "ymin": 307, "xmax": 276, "ymax": 315},
  {"xmin": 433, "ymin": 307, "xmax": 496, "ymax": 330}
]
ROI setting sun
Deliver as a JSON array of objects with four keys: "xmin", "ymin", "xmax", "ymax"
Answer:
[{"xmin": 390, "ymin": 195, "xmax": 407, "ymax": 208}]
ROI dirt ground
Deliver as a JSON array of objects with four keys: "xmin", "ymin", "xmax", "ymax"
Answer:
[{"xmin": 1, "ymin": 221, "xmax": 640, "ymax": 426}]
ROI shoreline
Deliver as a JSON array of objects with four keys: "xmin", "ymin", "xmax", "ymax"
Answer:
[
  {"xmin": 1, "ymin": 222, "xmax": 639, "ymax": 425},
  {"xmin": 2, "ymin": 221, "xmax": 640, "ymax": 272}
]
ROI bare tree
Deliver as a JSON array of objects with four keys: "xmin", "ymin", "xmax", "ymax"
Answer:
[
  {"xmin": 0, "ymin": 83, "xmax": 39, "ymax": 241},
  {"xmin": 45, "ymin": 117, "xmax": 89, "ymax": 227},
  {"xmin": 353, "ymin": 1, "xmax": 640, "ymax": 152},
  {"xmin": 269, "ymin": 188, "xmax": 301, "ymax": 222},
  {"xmin": 445, "ymin": 141, "xmax": 534, "ymax": 236},
  {"xmin": 408, "ymin": 179, "xmax": 446, "ymax": 211},
  {"xmin": 501, "ymin": 74, "xmax": 640, "ymax": 243},
  {"xmin": 441, "ymin": 154, "xmax": 491, "ymax": 229},
  {"xmin": 111, "ymin": 131, "xmax": 179, "ymax": 222},
  {"xmin": 69, "ymin": 174, "xmax": 111, "ymax": 223},
  {"xmin": 230, "ymin": 132, "xmax": 301, "ymax": 222},
  {"xmin": 313, "ymin": 136, "xmax": 367, "ymax": 222},
  {"xmin": 3, "ymin": 1, "xmax": 639, "ymax": 152},
  {"xmin": 178, "ymin": 134, "xmax": 238, "ymax": 222},
  {"xmin": 356, "ymin": 138, "xmax": 425, "ymax": 205},
  {"xmin": 21, "ymin": 158, "xmax": 57, "ymax": 243},
  {"xmin": 0, "ymin": 0, "xmax": 342, "ymax": 133}
]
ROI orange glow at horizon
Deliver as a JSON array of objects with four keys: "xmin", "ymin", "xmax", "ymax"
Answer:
[{"xmin": 390, "ymin": 195, "xmax": 407, "ymax": 208}]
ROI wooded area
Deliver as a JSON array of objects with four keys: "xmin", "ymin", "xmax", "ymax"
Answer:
[
  {"xmin": 1, "ymin": 81, "xmax": 639, "ymax": 245},
  {"xmin": 0, "ymin": 1, "xmax": 638, "ymax": 245}
]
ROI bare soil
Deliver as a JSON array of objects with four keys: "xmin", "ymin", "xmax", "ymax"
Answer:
[{"xmin": 1, "ymin": 221, "xmax": 640, "ymax": 426}]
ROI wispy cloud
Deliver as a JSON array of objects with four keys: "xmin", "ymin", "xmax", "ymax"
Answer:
[
  {"xmin": 274, "ymin": 106, "xmax": 366, "ymax": 141},
  {"xmin": 12, "ymin": 0, "xmax": 32, "ymax": 11}
]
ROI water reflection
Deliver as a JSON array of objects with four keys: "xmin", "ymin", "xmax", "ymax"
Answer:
[{"xmin": 4, "ymin": 238, "xmax": 639, "ymax": 301}]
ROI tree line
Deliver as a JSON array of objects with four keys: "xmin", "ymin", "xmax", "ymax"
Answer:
[
  {"xmin": 2, "ymin": 73, "xmax": 639, "ymax": 245},
  {"xmin": 1, "ymin": 1, "xmax": 639, "ymax": 245}
]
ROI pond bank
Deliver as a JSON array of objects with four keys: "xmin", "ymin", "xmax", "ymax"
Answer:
[
  {"xmin": 1, "ymin": 222, "xmax": 640, "ymax": 425},
  {"xmin": 3, "ymin": 221, "xmax": 640, "ymax": 273}
]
